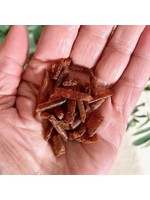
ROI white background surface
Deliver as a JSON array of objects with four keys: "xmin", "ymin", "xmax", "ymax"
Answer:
[{"xmin": 110, "ymin": 89, "xmax": 150, "ymax": 174}]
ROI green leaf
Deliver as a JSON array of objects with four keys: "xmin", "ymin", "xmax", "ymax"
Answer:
[
  {"xmin": 0, "ymin": 35, "xmax": 5, "ymax": 44},
  {"xmin": 27, "ymin": 25, "xmax": 39, "ymax": 31},
  {"xmin": 131, "ymin": 107, "xmax": 138, "ymax": 114},
  {"xmin": 33, "ymin": 25, "xmax": 43, "ymax": 42},
  {"xmin": 136, "ymin": 103, "xmax": 145, "ymax": 108},
  {"xmin": 135, "ymin": 115, "xmax": 147, "ymax": 118},
  {"xmin": 126, "ymin": 122, "xmax": 130, "ymax": 130},
  {"xmin": 144, "ymin": 85, "xmax": 150, "ymax": 91},
  {"xmin": 133, "ymin": 126, "xmax": 150, "ymax": 135},
  {"xmin": 137, "ymin": 118, "xmax": 150, "ymax": 129},
  {"xmin": 27, "ymin": 25, "xmax": 43, "ymax": 46},
  {"xmin": 130, "ymin": 118, "xmax": 139, "ymax": 126},
  {"xmin": 127, "ymin": 118, "xmax": 139, "ymax": 130},
  {"xmin": 0, "ymin": 25, "xmax": 10, "ymax": 33},
  {"xmin": 131, "ymin": 103, "xmax": 145, "ymax": 115},
  {"xmin": 133, "ymin": 133, "xmax": 150, "ymax": 146},
  {"xmin": 29, "ymin": 33, "xmax": 36, "ymax": 54},
  {"xmin": 0, "ymin": 26, "xmax": 10, "ymax": 44}
]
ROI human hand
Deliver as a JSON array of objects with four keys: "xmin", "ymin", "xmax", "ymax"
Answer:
[{"xmin": 0, "ymin": 25, "xmax": 149, "ymax": 174}]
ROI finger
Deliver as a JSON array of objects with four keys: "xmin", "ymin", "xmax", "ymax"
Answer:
[
  {"xmin": 34, "ymin": 25, "xmax": 80, "ymax": 61},
  {"xmin": 95, "ymin": 25, "xmax": 145, "ymax": 85},
  {"xmin": 70, "ymin": 25, "xmax": 113, "ymax": 68},
  {"xmin": 23, "ymin": 25, "xmax": 80, "ymax": 85},
  {"xmin": 112, "ymin": 26, "xmax": 150, "ymax": 117},
  {"xmin": 0, "ymin": 26, "xmax": 28, "ymax": 109}
]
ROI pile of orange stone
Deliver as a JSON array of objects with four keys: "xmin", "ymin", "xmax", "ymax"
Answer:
[{"xmin": 35, "ymin": 58, "xmax": 113, "ymax": 156}]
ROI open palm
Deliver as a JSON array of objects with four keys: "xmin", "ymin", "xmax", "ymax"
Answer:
[{"xmin": 0, "ymin": 25, "xmax": 150, "ymax": 174}]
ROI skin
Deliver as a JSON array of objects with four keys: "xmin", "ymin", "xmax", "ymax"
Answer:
[{"xmin": 0, "ymin": 25, "xmax": 150, "ymax": 174}]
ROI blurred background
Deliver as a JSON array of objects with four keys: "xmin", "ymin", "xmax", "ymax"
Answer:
[{"xmin": 0, "ymin": 26, "xmax": 150, "ymax": 174}]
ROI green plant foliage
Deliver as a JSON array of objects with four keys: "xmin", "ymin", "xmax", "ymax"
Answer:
[
  {"xmin": 133, "ymin": 127, "xmax": 150, "ymax": 136},
  {"xmin": 137, "ymin": 117, "xmax": 150, "ymax": 129},
  {"xmin": 131, "ymin": 103, "xmax": 145, "ymax": 115},
  {"xmin": 144, "ymin": 85, "xmax": 150, "ymax": 91},
  {"xmin": 127, "ymin": 79, "xmax": 150, "ymax": 146},
  {"xmin": 127, "ymin": 93, "xmax": 150, "ymax": 146},
  {"xmin": 0, "ymin": 25, "xmax": 10, "ymax": 44},
  {"xmin": 27, "ymin": 25, "xmax": 43, "ymax": 54},
  {"xmin": 29, "ymin": 32, "xmax": 36, "ymax": 54},
  {"xmin": 0, "ymin": 25, "xmax": 10, "ymax": 33},
  {"xmin": 133, "ymin": 134, "xmax": 150, "ymax": 146}
]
